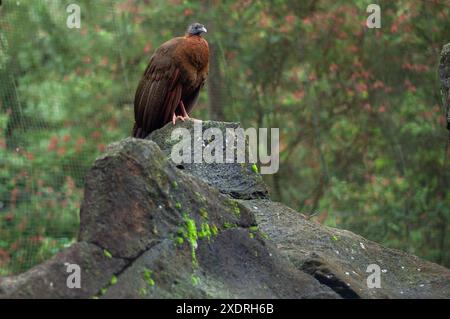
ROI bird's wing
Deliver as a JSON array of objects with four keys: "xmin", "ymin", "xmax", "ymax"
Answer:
[
  {"xmin": 182, "ymin": 63, "xmax": 208, "ymax": 115},
  {"xmin": 183, "ymin": 80, "xmax": 205, "ymax": 114},
  {"xmin": 133, "ymin": 39, "xmax": 183, "ymax": 137}
]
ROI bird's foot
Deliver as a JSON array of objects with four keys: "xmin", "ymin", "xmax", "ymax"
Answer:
[
  {"xmin": 181, "ymin": 115, "xmax": 200, "ymax": 122},
  {"xmin": 179, "ymin": 100, "xmax": 190, "ymax": 118},
  {"xmin": 172, "ymin": 113, "xmax": 185, "ymax": 125}
]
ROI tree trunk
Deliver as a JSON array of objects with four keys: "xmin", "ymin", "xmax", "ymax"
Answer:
[{"xmin": 207, "ymin": 42, "xmax": 226, "ymax": 121}]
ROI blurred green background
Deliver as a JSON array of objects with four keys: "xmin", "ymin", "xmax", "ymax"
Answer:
[{"xmin": 0, "ymin": 0, "xmax": 449, "ymax": 275}]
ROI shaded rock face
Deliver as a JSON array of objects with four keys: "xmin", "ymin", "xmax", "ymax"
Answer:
[{"xmin": 0, "ymin": 120, "xmax": 449, "ymax": 299}]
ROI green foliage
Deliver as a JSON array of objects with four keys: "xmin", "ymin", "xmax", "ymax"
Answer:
[
  {"xmin": 0, "ymin": 0, "xmax": 131, "ymax": 274},
  {"xmin": 0, "ymin": 0, "xmax": 449, "ymax": 276}
]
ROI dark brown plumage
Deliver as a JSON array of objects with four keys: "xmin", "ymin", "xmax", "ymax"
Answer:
[{"xmin": 132, "ymin": 23, "xmax": 209, "ymax": 138}]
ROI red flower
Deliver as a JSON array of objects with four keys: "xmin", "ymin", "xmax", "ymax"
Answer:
[
  {"xmin": 279, "ymin": 26, "xmax": 289, "ymax": 33},
  {"xmin": 75, "ymin": 137, "xmax": 86, "ymax": 153},
  {"xmin": 285, "ymin": 14, "xmax": 296, "ymax": 25},
  {"xmin": 100, "ymin": 57, "xmax": 109, "ymax": 66},
  {"xmin": 329, "ymin": 63, "xmax": 338, "ymax": 73},
  {"xmin": 372, "ymin": 80, "xmax": 384, "ymax": 89},
  {"xmin": 48, "ymin": 136, "xmax": 58, "ymax": 151},
  {"xmin": 355, "ymin": 83, "xmax": 368, "ymax": 93},
  {"xmin": 91, "ymin": 131, "xmax": 102, "ymax": 139},
  {"xmin": 302, "ymin": 17, "xmax": 312, "ymax": 26},
  {"xmin": 57, "ymin": 147, "xmax": 66, "ymax": 156},
  {"xmin": 293, "ymin": 90, "xmax": 305, "ymax": 101},
  {"xmin": 226, "ymin": 51, "xmax": 237, "ymax": 60},
  {"xmin": 76, "ymin": 137, "xmax": 86, "ymax": 146},
  {"xmin": 308, "ymin": 72, "xmax": 317, "ymax": 81},
  {"xmin": 0, "ymin": 248, "xmax": 10, "ymax": 267},
  {"xmin": 29, "ymin": 236, "xmax": 44, "ymax": 244},
  {"xmin": 404, "ymin": 80, "xmax": 416, "ymax": 92},
  {"xmin": 390, "ymin": 23, "xmax": 398, "ymax": 33},
  {"xmin": 4, "ymin": 213, "xmax": 14, "ymax": 222},
  {"xmin": 143, "ymin": 42, "xmax": 152, "ymax": 54}
]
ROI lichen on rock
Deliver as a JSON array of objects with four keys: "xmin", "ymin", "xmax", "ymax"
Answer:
[{"xmin": 0, "ymin": 120, "xmax": 449, "ymax": 299}]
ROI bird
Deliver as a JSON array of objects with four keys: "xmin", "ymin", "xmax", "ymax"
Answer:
[{"xmin": 132, "ymin": 22, "xmax": 209, "ymax": 138}]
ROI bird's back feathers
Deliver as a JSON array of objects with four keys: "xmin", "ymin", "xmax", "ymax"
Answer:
[{"xmin": 133, "ymin": 35, "xmax": 209, "ymax": 138}]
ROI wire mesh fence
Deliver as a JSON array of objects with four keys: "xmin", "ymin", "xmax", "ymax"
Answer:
[
  {"xmin": 0, "ymin": 0, "xmax": 215, "ymax": 275},
  {"xmin": 0, "ymin": 0, "xmax": 136, "ymax": 275},
  {"xmin": 1, "ymin": 0, "xmax": 449, "ymax": 276}
]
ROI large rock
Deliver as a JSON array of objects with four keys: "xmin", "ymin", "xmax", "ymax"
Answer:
[
  {"xmin": 239, "ymin": 199, "xmax": 450, "ymax": 299},
  {"xmin": 149, "ymin": 120, "xmax": 269, "ymax": 200},
  {"xmin": 0, "ymin": 120, "xmax": 449, "ymax": 299},
  {"xmin": 0, "ymin": 242, "xmax": 126, "ymax": 298}
]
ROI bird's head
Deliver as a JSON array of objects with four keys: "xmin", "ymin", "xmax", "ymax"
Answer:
[{"xmin": 186, "ymin": 23, "xmax": 207, "ymax": 37}]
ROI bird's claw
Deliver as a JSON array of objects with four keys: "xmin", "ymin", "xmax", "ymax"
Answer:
[{"xmin": 172, "ymin": 114, "xmax": 185, "ymax": 125}]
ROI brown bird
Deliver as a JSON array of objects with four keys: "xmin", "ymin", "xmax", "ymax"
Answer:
[{"xmin": 132, "ymin": 23, "xmax": 209, "ymax": 138}]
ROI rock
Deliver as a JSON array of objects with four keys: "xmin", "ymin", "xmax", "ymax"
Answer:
[
  {"xmin": 149, "ymin": 120, "xmax": 269, "ymax": 200},
  {"xmin": 102, "ymin": 231, "xmax": 336, "ymax": 299},
  {"xmin": 0, "ymin": 120, "xmax": 449, "ymax": 299},
  {"xmin": 79, "ymin": 137, "xmax": 257, "ymax": 259},
  {"xmin": 239, "ymin": 199, "xmax": 450, "ymax": 299},
  {"xmin": 0, "ymin": 242, "xmax": 126, "ymax": 298}
]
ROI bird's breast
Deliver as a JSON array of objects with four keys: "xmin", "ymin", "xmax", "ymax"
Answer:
[
  {"xmin": 173, "ymin": 44, "xmax": 209, "ymax": 91},
  {"xmin": 185, "ymin": 45, "xmax": 208, "ymax": 70},
  {"xmin": 174, "ymin": 37, "xmax": 209, "ymax": 74}
]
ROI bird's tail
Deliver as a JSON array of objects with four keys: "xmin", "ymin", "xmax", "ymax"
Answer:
[{"xmin": 132, "ymin": 123, "xmax": 144, "ymax": 138}]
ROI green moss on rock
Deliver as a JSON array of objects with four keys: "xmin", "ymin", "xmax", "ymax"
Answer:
[
  {"xmin": 110, "ymin": 275, "xmax": 118, "ymax": 285},
  {"xmin": 143, "ymin": 268, "xmax": 155, "ymax": 287},
  {"xmin": 103, "ymin": 249, "xmax": 112, "ymax": 259}
]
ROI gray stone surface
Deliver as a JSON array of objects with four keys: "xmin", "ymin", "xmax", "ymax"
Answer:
[
  {"xmin": 149, "ymin": 120, "xmax": 269, "ymax": 199},
  {"xmin": 0, "ymin": 121, "xmax": 449, "ymax": 299},
  {"xmin": 240, "ymin": 199, "xmax": 450, "ymax": 299}
]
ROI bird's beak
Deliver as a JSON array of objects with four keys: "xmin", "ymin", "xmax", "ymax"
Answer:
[{"xmin": 200, "ymin": 26, "xmax": 207, "ymax": 34}]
